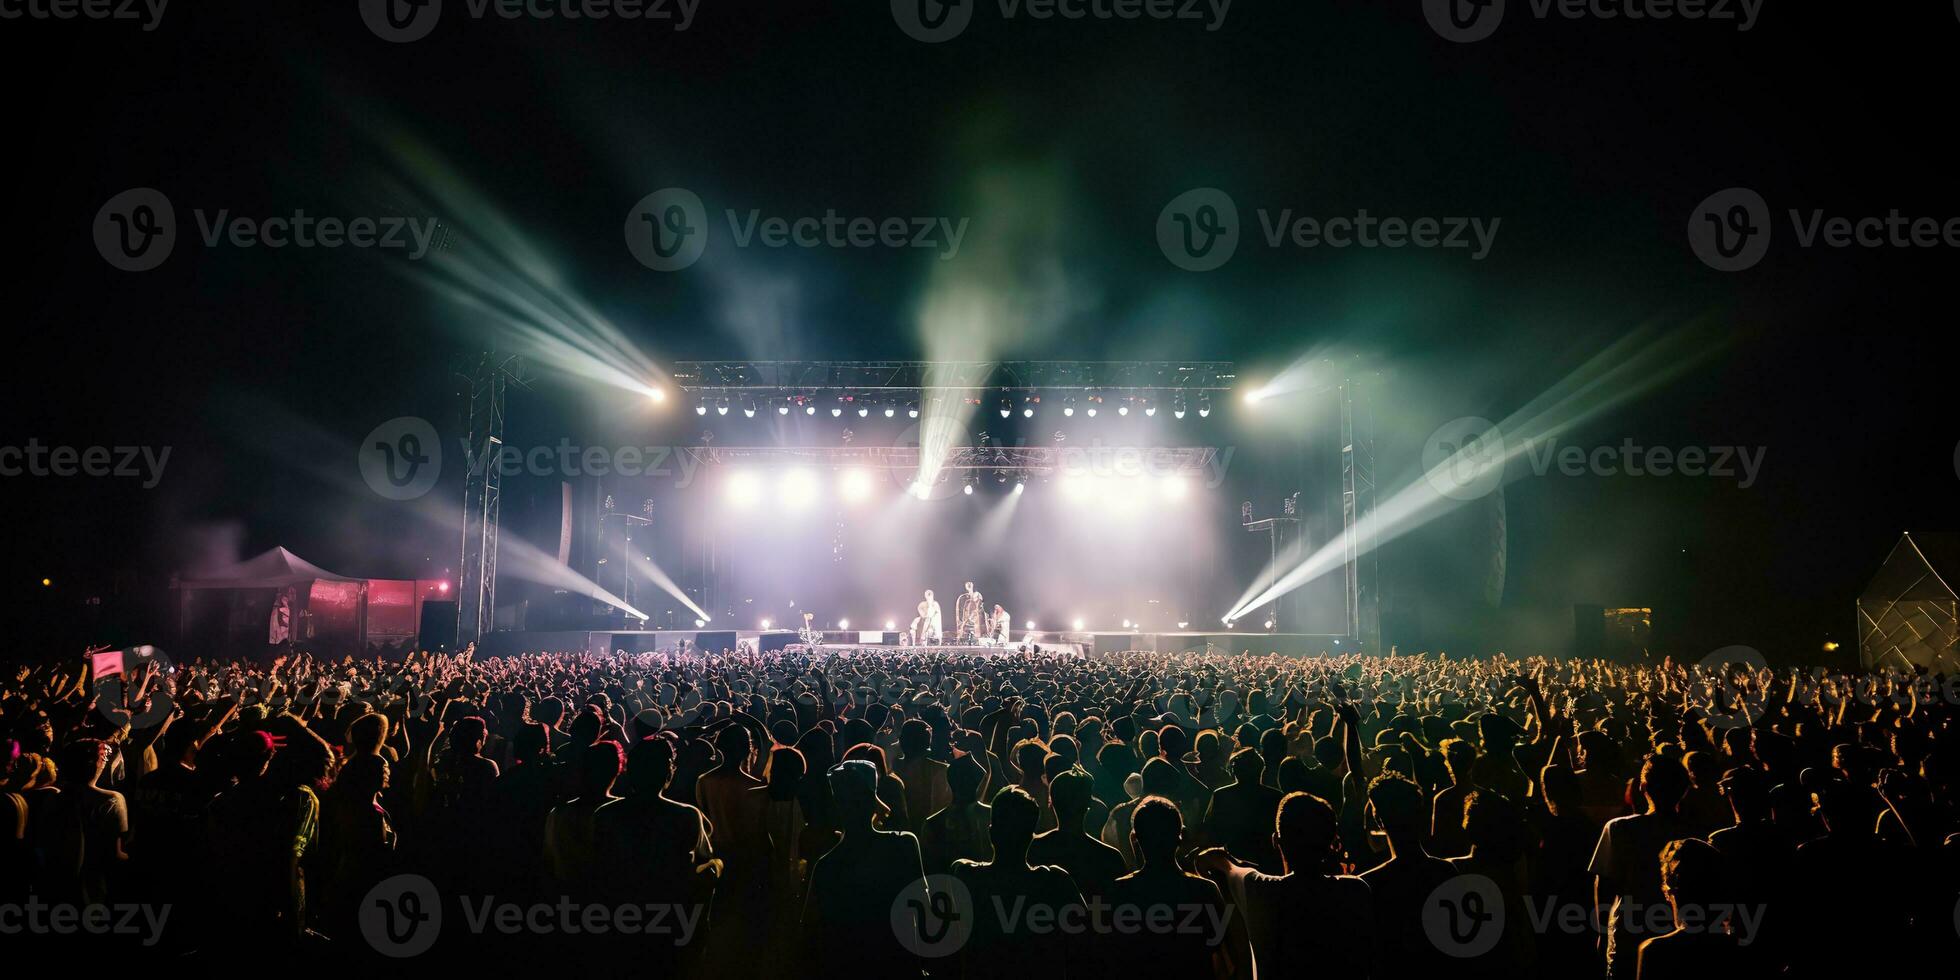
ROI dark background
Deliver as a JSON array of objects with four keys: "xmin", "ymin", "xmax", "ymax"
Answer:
[{"xmin": 3, "ymin": 1, "xmax": 1952, "ymax": 664}]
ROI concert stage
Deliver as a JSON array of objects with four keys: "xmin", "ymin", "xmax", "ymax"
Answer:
[{"xmin": 476, "ymin": 628, "xmax": 1352, "ymax": 659}]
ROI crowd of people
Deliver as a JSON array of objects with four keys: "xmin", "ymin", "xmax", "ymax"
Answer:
[{"xmin": 3, "ymin": 643, "xmax": 1957, "ymax": 978}]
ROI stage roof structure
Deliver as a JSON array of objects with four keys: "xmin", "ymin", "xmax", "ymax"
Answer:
[
  {"xmin": 175, "ymin": 547, "xmax": 364, "ymax": 590},
  {"xmin": 1858, "ymin": 531, "xmax": 1960, "ymax": 673},
  {"xmin": 668, "ymin": 360, "xmax": 1238, "ymax": 394}
]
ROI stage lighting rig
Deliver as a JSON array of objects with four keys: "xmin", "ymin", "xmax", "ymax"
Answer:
[
  {"xmin": 1173, "ymin": 393, "xmax": 1187, "ymax": 419},
  {"xmin": 1063, "ymin": 396, "xmax": 1076, "ymax": 417},
  {"xmin": 1198, "ymin": 394, "xmax": 1212, "ymax": 418}
]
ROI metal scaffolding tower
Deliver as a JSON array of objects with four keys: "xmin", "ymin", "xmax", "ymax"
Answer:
[
  {"xmin": 1340, "ymin": 372, "xmax": 1381, "ymax": 651},
  {"xmin": 457, "ymin": 352, "xmax": 526, "ymax": 648}
]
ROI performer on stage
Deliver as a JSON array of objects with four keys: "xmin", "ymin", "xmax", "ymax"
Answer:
[
  {"xmin": 989, "ymin": 603, "xmax": 1011, "ymax": 644},
  {"xmin": 956, "ymin": 581, "xmax": 984, "ymax": 644},
  {"xmin": 912, "ymin": 589, "xmax": 943, "ymax": 645}
]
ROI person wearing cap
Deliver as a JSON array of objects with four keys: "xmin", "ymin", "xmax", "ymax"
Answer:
[{"xmin": 802, "ymin": 759, "xmax": 927, "ymax": 979}]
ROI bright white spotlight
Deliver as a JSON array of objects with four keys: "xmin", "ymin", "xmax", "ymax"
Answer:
[
  {"xmin": 1012, "ymin": 480, "xmax": 1025, "ymax": 494},
  {"xmin": 1117, "ymin": 403, "xmax": 1130, "ymax": 416},
  {"xmin": 649, "ymin": 388, "xmax": 667, "ymax": 403},
  {"xmin": 761, "ymin": 618, "xmax": 772, "ymax": 630},
  {"xmin": 1063, "ymin": 406, "xmax": 1075, "ymax": 417},
  {"xmin": 1121, "ymin": 619, "xmax": 1132, "ymax": 629},
  {"xmin": 1085, "ymin": 406, "xmax": 1098, "ymax": 418},
  {"xmin": 805, "ymin": 404, "xmax": 817, "ymax": 416},
  {"xmin": 715, "ymin": 400, "xmax": 730, "ymax": 416},
  {"xmin": 1071, "ymin": 617, "xmax": 1085, "ymax": 630},
  {"xmin": 962, "ymin": 482, "xmax": 974, "ymax": 496},
  {"xmin": 1176, "ymin": 621, "xmax": 1189, "ymax": 629},
  {"xmin": 694, "ymin": 402, "xmax": 708, "ymax": 416},
  {"xmin": 907, "ymin": 405, "xmax": 920, "ymax": 419},
  {"xmin": 885, "ymin": 619, "xmax": 896, "ymax": 630},
  {"xmin": 1160, "ymin": 475, "xmax": 1190, "ymax": 502},
  {"xmin": 838, "ymin": 618, "xmax": 849, "ymax": 630},
  {"xmin": 884, "ymin": 407, "xmax": 896, "ymax": 418},
  {"xmin": 838, "ymin": 468, "xmax": 873, "ymax": 503},
  {"xmin": 694, "ymin": 618, "xmax": 706, "ymax": 627},
  {"xmin": 830, "ymin": 407, "xmax": 843, "ymax": 418},
  {"xmin": 1025, "ymin": 620, "xmax": 1035, "ymax": 629},
  {"xmin": 1264, "ymin": 620, "xmax": 1275, "ymax": 629},
  {"xmin": 726, "ymin": 470, "xmax": 762, "ymax": 509},
  {"xmin": 857, "ymin": 406, "xmax": 869, "ymax": 418},
  {"xmin": 779, "ymin": 468, "xmax": 820, "ymax": 510},
  {"xmin": 910, "ymin": 481, "xmax": 931, "ymax": 499}
]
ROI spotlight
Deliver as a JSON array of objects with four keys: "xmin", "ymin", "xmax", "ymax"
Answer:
[
  {"xmin": 907, "ymin": 401, "xmax": 920, "ymax": 419},
  {"xmin": 1176, "ymin": 621, "xmax": 1189, "ymax": 629},
  {"xmin": 1025, "ymin": 620, "xmax": 1035, "ymax": 629},
  {"xmin": 962, "ymin": 482, "xmax": 974, "ymax": 496},
  {"xmin": 805, "ymin": 403, "xmax": 817, "ymax": 416},
  {"xmin": 1063, "ymin": 396, "xmax": 1076, "ymax": 417},
  {"xmin": 1160, "ymin": 475, "xmax": 1190, "ymax": 501},
  {"xmin": 694, "ymin": 399, "xmax": 708, "ymax": 416},
  {"xmin": 830, "ymin": 405, "xmax": 843, "ymax": 417},
  {"xmin": 1086, "ymin": 393, "xmax": 1102, "ymax": 417},
  {"xmin": 1022, "ymin": 395, "xmax": 1037, "ymax": 418},
  {"xmin": 742, "ymin": 396, "xmax": 757, "ymax": 418},
  {"xmin": 726, "ymin": 470, "xmax": 762, "ymax": 509},
  {"xmin": 694, "ymin": 618, "xmax": 706, "ymax": 627},
  {"xmin": 1142, "ymin": 396, "xmax": 1157, "ymax": 417},
  {"xmin": 886, "ymin": 619, "xmax": 897, "ymax": 630},
  {"xmin": 883, "ymin": 406, "xmax": 896, "ymax": 418},
  {"xmin": 1264, "ymin": 620, "xmax": 1275, "ymax": 630},
  {"xmin": 838, "ymin": 468, "xmax": 873, "ymax": 503},
  {"xmin": 1117, "ymin": 400, "xmax": 1130, "ymax": 416},
  {"xmin": 999, "ymin": 397, "xmax": 1012, "ymax": 419},
  {"xmin": 994, "ymin": 469, "xmax": 1008, "ymax": 485},
  {"xmin": 778, "ymin": 397, "xmax": 792, "ymax": 416},
  {"xmin": 838, "ymin": 618, "xmax": 850, "ymax": 630},
  {"xmin": 1012, "ymin": 479, "xmax": 1025, "ymax": 494},
  {"xmin": 1197, "ymin": 394, "xmax": 1212, "ymax": 418},
  {"xmin": 649, "ymin": 388, "xmax": 667, "ymax": 403},
  {"xmin": 1121, "ymin": 619, "xmax": 1132, "ymax": 629},
  {"xmin": 1173, "ymin": 393, "xmax": 1187, "ymax": 419},
  {"xmin": 761, "ymin": 619, "xmax": 772, "ymax": 630},
  {"xmin": 779, "ymin": 468, "xmax": 820, "ymax": 509},
  {"xmin": 857, "ymin": 405, "xmax": 870, "ymax": 418},
  {"xmin": 715, "ymin": 397, "xmax": 730, "ymax": 416},
  {"xmin": 1072, "ymin": 617, "xmax": 1085, "ymax": 630}
]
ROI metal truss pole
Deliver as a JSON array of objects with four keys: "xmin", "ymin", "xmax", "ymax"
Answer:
[
  {"xmin": 1339, "ymin": 373, "xmax": 1381, "ymax": 651},
  {"xmin": 458, "ymin": 352, "xmax": 523, "ymax": 648}
]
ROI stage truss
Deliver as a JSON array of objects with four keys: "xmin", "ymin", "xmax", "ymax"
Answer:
[
  {"xmin": 680, "ymin": 444, "xmax": 1219, "ymax": 478},
  {"xmin": 669, "ymin": 360, "xmax": 1238, "ymax": 395}
]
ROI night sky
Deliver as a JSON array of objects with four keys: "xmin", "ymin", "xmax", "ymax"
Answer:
[{"xmin": 5, "ymin": 1, "xmax": 1956, "ymax": 661}]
